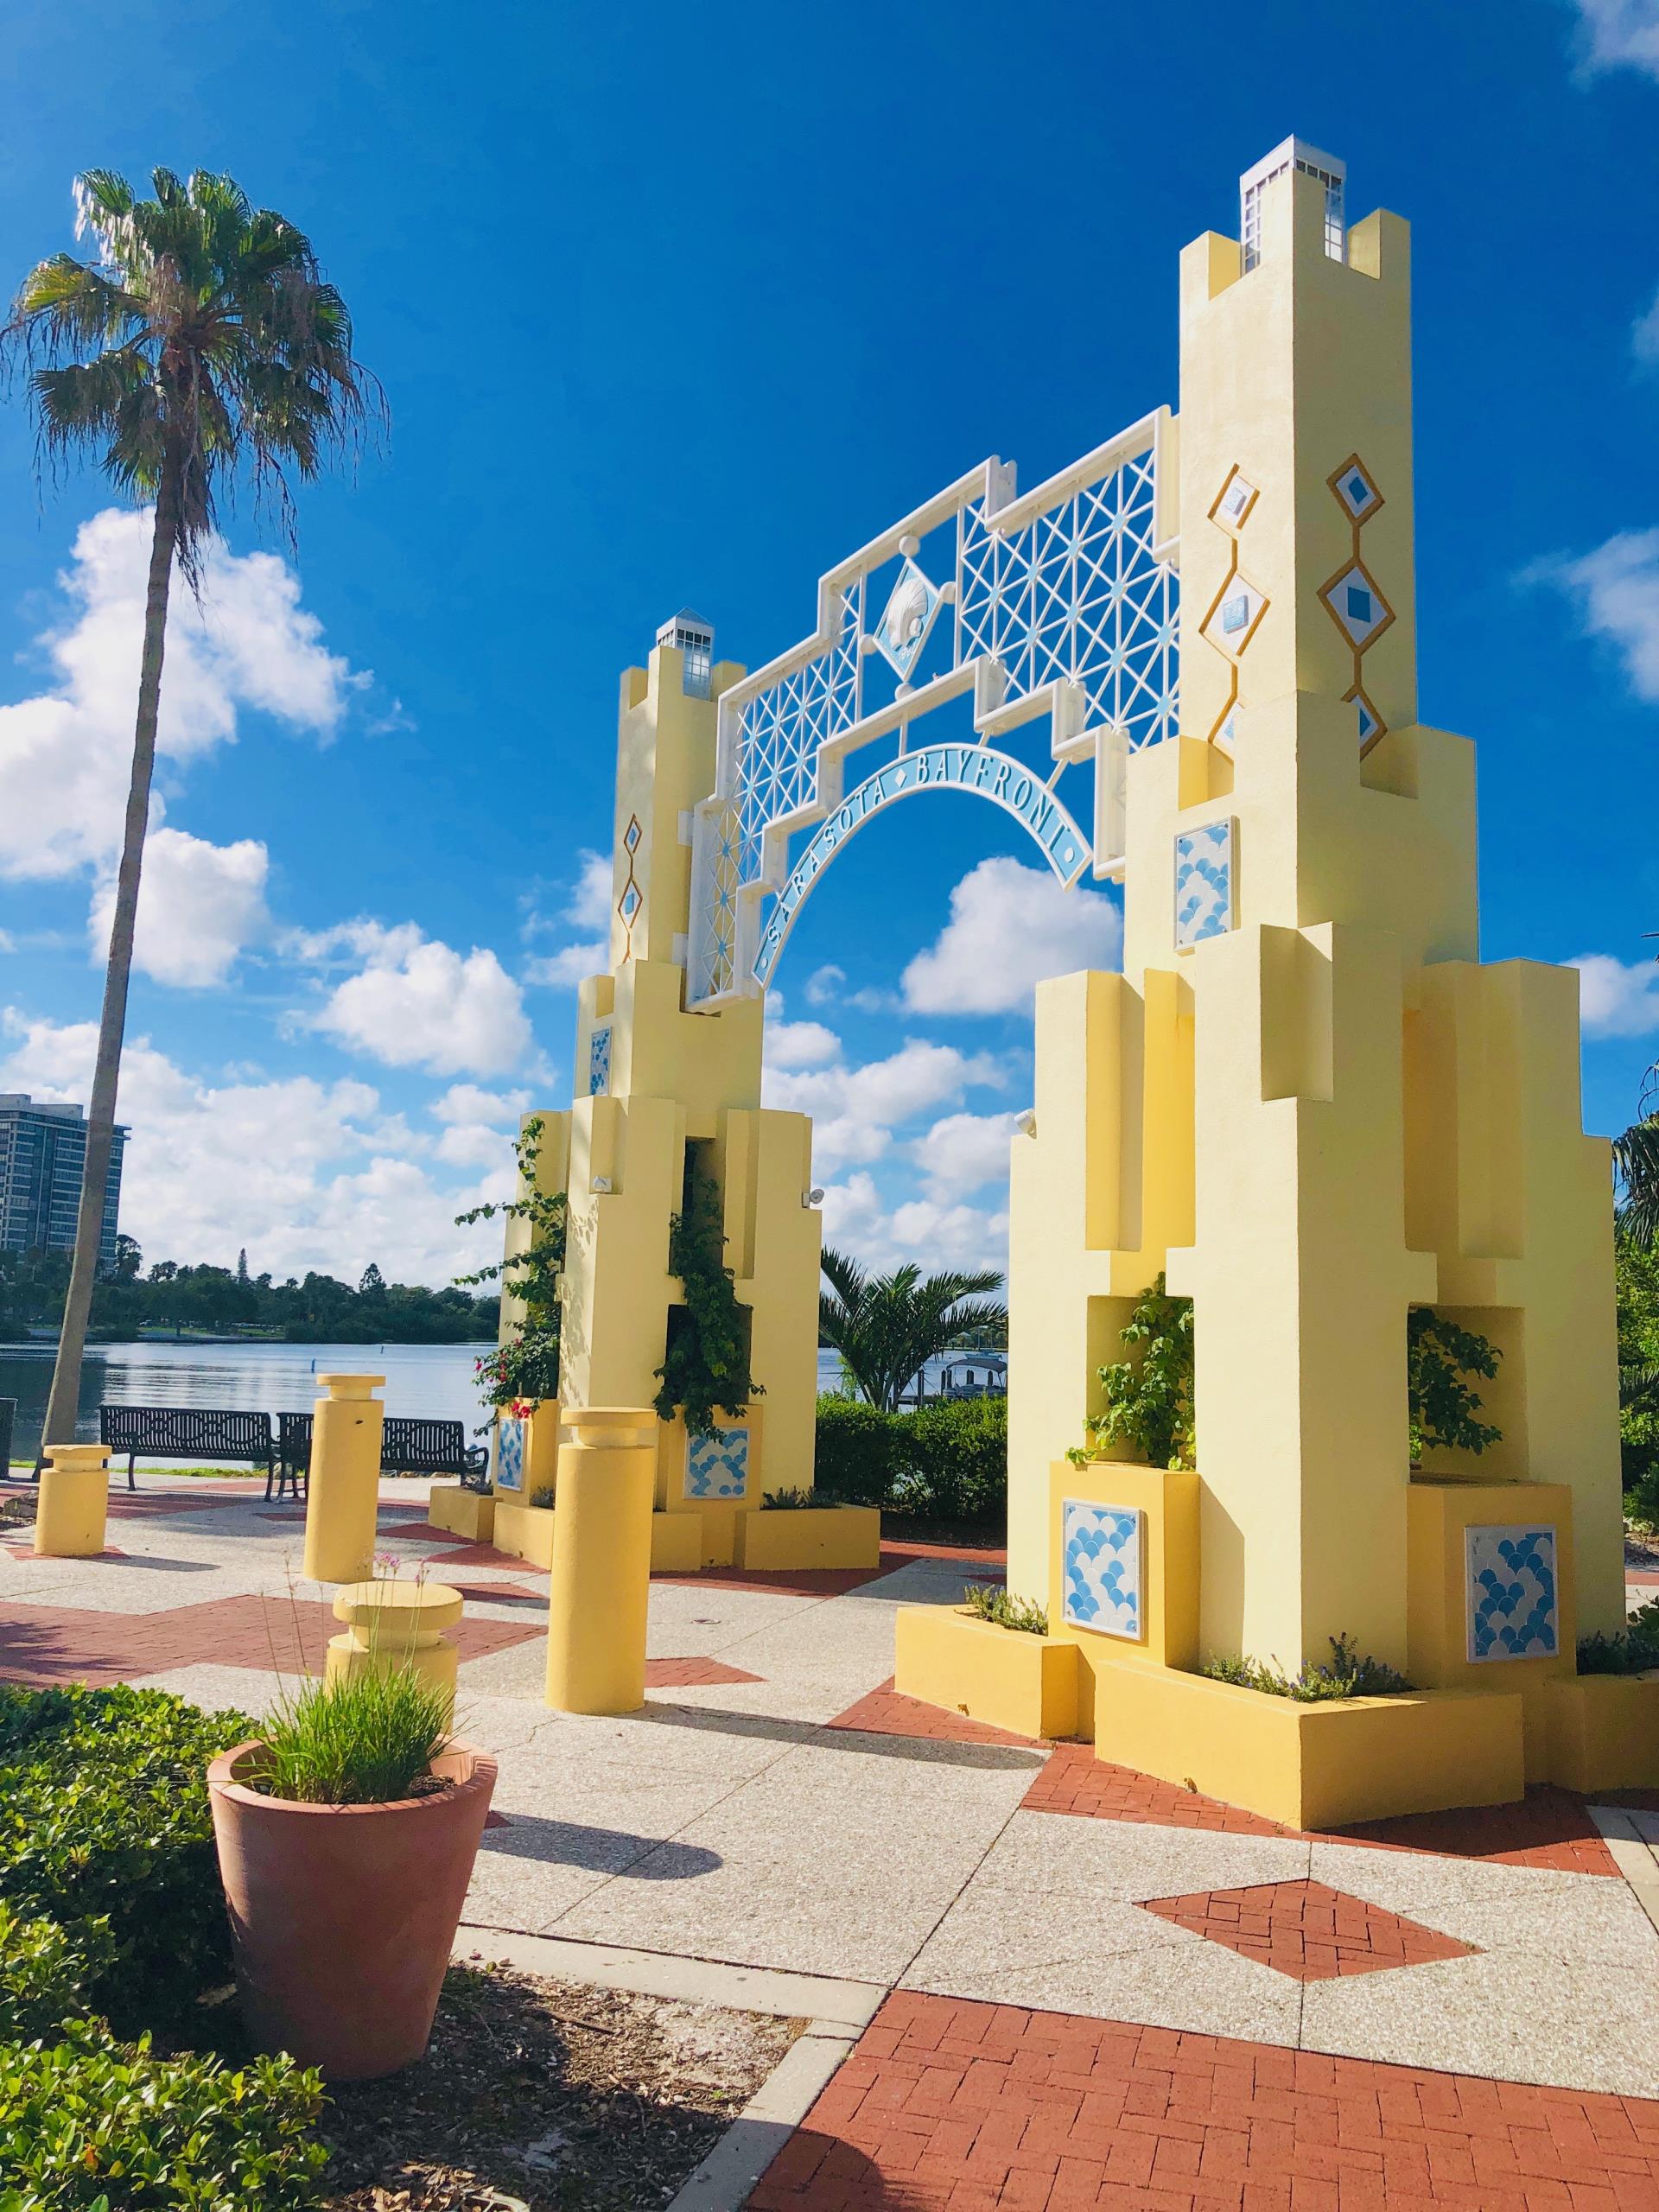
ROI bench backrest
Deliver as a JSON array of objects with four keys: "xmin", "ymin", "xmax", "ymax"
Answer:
[
  {"xmin": 99, "ymin": 1407, "xmax": 274, "ymax": 1459},
  {"xmin": 277, "ymin": 1412, "xmax": 471, "ymax": 1474}
]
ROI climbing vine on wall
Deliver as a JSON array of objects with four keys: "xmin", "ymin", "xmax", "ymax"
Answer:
[
  {"xmin": 654, "ymin": 1158, "xmax": 762, "ymax": 1436},
  {"xmin": 1068, "ymin": 1273, "xmax": 1196, "ymax": 1473},
  {"xmin": 454, "ymin": 1116, "xmax": 567, "ymax": 1412},
  {"xmin": 1408, "ymin": 1307, "xmax": 1501, "ymax": 1462}
]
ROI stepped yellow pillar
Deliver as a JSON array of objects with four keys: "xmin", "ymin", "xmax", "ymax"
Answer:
[
  {"xmin": 326, "ymin": 1579, "xmax": 464, "ymax": 1710},
  {"xmin": 302, "ymin": 1375, "xmax": 385, "ymax": 1585},
  {"xmin": 34, "ymin": 1444, "xmax": 111, "ymax": 1558},
  {"xmin": 544, "ymin": 1408, "xmax": 657, "ymax": 1713}
]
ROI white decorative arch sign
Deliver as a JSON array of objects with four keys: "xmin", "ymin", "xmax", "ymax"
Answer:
[{"xmin": 753, "ymin": 741, "xmax": 1091, "ymax": 988}]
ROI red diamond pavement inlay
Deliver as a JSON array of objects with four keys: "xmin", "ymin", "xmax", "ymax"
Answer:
[
  {"xmin": 747, "ymin": 1991, "xmax": 1659, "ymax": 2210},
  {"xmin": 644, "ymin": 1656, "xmax": 763, "ymax": 1688},
  {"xmin": 828, "ymin": 1676, "xmax": 1045, "ymax": 1748},
  {"xmin": 1140, "ymin": 1877, "xmax": 1478, "ymax": 1981}
]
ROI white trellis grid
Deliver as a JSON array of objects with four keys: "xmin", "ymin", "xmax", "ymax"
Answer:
[{"xmin": 687, "ymin": 408, "xmax": 1180, "ymax": 1005}]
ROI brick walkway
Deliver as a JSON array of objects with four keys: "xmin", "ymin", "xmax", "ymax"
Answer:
[
  {"xmin": 1024, "ymin": 1744, "xmax": 1638, "ymax": 1877},
  {"xmin": 751, "ymin": 1992, "xmax": 1659, "ymax": 2210},
  {"xmin": 1137, "ymin": 1880, "xmax": 1478, "ymax": 1982}
]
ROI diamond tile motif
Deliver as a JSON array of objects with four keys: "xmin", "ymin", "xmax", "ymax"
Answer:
[
  {"xmin": 588, "ymin": 1022, "xmax": 612, "ymax": 1097},
  {"xmin": 1061, "ymin": 1500, "xmax": 1143, "ymax": 1639},
  {"xmin": 686, "ymin": 1426, "xmax": 749, "ymax": 1501},
  {"xmin": 1199, "ymin": 572, "xmax": 1267, "ymax": 658},
  {"xmin": 1212, "ymin": 468, "xmax": 1258, "ymax": 530},
  {"xmin": 1139, "ymin": 1878, "xmax": 1479, "ymax": 1982},
  {"xmin": 1350, "ymin": 686, "xmax": 1382, "ymax": 749},
  {"xmin": 623, "ymin": 815, "xmax": 642, "ymax": 852},
  {"xmin": 868, "ymin": 556, "xmax": 942, "ymax": 682},
  {"xmin": 1467, "ymin": 1522, "xmax": 1560, "ymax": 1662},
  {"xmin": 1174, "ymin": 819, "xmax": 1235, "ymax": 950},
  {"xmin": 1319, "ymin": 558, "xmax": 1393, "ymax": 649},
  {"xmin": 1332, "ymin": 456, "xmax": 1381, "ymax": 520},
  {"xmin": 494, "ymin": 1414, "xmax": 525, "ymax": 1493}
]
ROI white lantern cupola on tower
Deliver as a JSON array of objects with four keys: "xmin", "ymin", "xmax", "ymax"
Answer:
[
  {"xmin": 1239, "ymin": 137, "xmax": 1345, "ymax": 271},
  {"xmin": 656, "ymin": 607, "xmax": 715, "ymax": 699}
]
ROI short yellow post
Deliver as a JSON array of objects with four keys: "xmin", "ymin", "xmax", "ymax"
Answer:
[
  {"xmin": 34, "ymin": 1444, "xmax": 111, "ymax": 1558},
  {"xmin": 326, "ymin": 1580, "xmax": 464, "ymax": 1710},
  {"xmin": 302, "ymin": 1374, "xmax": 385, "ymax": 1585},
  {"xmin": 544, "ymin": 1407, "xmax": 658, "ymax": 1714}
]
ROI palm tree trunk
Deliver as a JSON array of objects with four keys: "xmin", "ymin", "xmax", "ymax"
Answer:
[{"xmin": 41, "ymin": 457, "xmax": 179, "ymax": 1451}]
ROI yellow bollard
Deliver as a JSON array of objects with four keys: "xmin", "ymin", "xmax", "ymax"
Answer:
[
  {"xmin": 302, "ymin": 1375, "xmax": 385, "ymax": 1585},
  {"xmin": 34, "ymin": 1444, "xmax": 112, "ymax": 1558},
  {"xmin": 545, "ymin": 1408, "xmax": 658, "ymax": 1713},
  {"xmin": 326, "ymin": 1580, "xmax": 464, "ymax": 1712}
]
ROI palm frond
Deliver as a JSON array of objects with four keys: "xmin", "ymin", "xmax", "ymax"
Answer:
[
  {"xmin": 819, "ymin": 1244, "xmax": 1008, "ymax": 1411},
  {"xmin": 1614, "ymin": 1117, "xmax": 1659, "ymax": 1249}
]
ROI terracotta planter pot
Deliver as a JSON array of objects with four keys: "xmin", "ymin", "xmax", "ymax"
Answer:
[{"xmin": 207, "ymin": 1738, "xmax": 497, "ymax": 2080}]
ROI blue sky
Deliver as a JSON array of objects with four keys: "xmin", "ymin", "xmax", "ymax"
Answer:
[{"xmin": 0, "ymin": 0, "xmax": 1656, "ymax": 1285}]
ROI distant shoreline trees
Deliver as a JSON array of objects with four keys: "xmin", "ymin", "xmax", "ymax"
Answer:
[{"xmin": 0, "ymin": 1241, "xmax": 495, "ymax": 1345}]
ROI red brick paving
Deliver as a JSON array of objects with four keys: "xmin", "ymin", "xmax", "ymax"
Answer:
[
  {"xmin": 1022, "ymin": 1744, "xmax": 1636, "ymax": 1877},
  {"xmin": 1139, "ymin": 1879, "xmax": 1478, "ymax": 1982},
  {"xmin": 644, "ymin": 1656, "xmax": 764, "ymax": 1688},
  {"xmin": 0, "ymin": 1591, "xmax": 541, "ymax": 1689},
  {"xmin": 748, "ymin": 1990, "xmax": 1659, "ymax": 2211},
  {"xmin": 829, "ymin": 1677, "xmax": 1045, "ymax": 1749}
]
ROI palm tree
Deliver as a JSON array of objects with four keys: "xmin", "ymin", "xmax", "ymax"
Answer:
[
  {"xmin": 1614, "ymin": 1116, "xmax": 1659, "ymax": 1249},
  {"xmin": 3, "ymin": 168, "xmax": 380, "ymax": 1451},
  {"xmin": 819, "ymin": 1246, "xmax": 1007, "ymax": 1413}
]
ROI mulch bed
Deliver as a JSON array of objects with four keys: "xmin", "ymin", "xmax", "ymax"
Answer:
[{"xmin": 318, "ymin": 1961, "xmax": 802, "ymax": 2210}]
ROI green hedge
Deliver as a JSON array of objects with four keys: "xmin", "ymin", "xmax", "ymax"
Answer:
[
  {"xmin": 813, "ymin": 1393, "xmax": 1007, "ymax": 1523},
  {"xmin": 0, "ymin": 1685, "xmax": 254, "ymax": 2033},
  {"xmin": 0, "ymin": 2023, "xmax": 326, "ymax": 2211}
]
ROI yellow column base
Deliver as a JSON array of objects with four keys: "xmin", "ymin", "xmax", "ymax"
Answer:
[
  {"xmin": 34, "ymin": 1446, "xmax": 111, "ymax": 1558},
  {"xmin": 325, "ymin": 1580, "xmax": 463, "ymax": 1710},
  {"xmin": 545, "ymin": 1409, "xmax": 657, "ymax": 1714}
]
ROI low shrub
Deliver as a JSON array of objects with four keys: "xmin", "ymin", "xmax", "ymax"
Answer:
[
  {"xmin": 812, "ymin": 1392, "xmax": 1007, "ymax": 1523},
  {"xmin": 1577, "ymin": 1597, "xmax": 1659, "ymax": 1677},
  {"xmin": 963, "ymin": 1584, "xmax": 1047, "ymax": 1635},
  {"xmin": 760, "ymin": 1486, "xmax": 836, "ymax": 1510},
  {"xmin": 0, "ymin": 1684, "xmax": 253, "ymax": 2031},
  {"xmin": 0, "ymin": 1902, "xmax": 110, "ymax": 2041},
  {"xmin": 255, "ymin": 1666, "xmax": 451, "ymax": 1807},
  {"xmin": 812, "ymin": 1396, "xmax": 904, "ymax": 1508},
  {"xmin": 0, "ymin": 2021, "xmax": 327, "ymax": 2210},
  {"xmin": 529, "ymin": 1484, "xmax": 556, "ymax": 1508},
  {"xmin": 1200, "ymin": 1634, "xmax": 1414, "ymax": 1702}
]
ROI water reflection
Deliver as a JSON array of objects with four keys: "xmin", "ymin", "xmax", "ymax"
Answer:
[{"xmin": 0, "ymin": 1339, "xmax": 493, "ymax": 1461}]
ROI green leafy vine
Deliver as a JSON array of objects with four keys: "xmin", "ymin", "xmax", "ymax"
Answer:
[
  {"xmin": 454, "ymin": 1116, "xmax": 567, "ymax": 1414},
  {"xmin": 654, "ymin": 1157, "xmax": 761, "ymax": 1436}
]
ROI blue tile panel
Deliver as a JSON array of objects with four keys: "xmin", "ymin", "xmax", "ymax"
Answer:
[
  {"xmin": 1174, "ymin": 820, "xmax": 1234, "ymax": 950},
  {"xmin": 495, "ymin": 1414, "xmax": 525, "ymax": 1492},
  {"xmin": 1062, "ymin": 1499, "xmax": 1144, "ymax": 1639},
  {"xmin": 686, "ymin": 1427, "xmax": 749, "ymax": 1501},
  {"xmin": 588, "ymin": 1023, "xmax": 612, "ymax": 1097},
  {"xmin": 1465, "ymin": 1523, "xmax": 1560, "ymax": 1662}
]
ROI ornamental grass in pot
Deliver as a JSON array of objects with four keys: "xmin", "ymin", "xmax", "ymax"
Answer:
[{"xmin": 207, "ymin": 1665, "xmax": 496, "ymax": 2082}]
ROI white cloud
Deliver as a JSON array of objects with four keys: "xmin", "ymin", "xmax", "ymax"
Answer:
[
  {"xmin": 88, "ymin": 827, "xmax": 269, "ymax": 988},
  {"xmin": 302, "ymin": 922, "xmax": 533, "ymax": 1077},
  {"xmin": 765, "ymin": 1036, "xmax": 1007, "ymax": 1175},
  {"xmin": 523, "ymin": 850, "xmax": 611, "ymax": 987},
  {"xmin": 1538, "ymin": 531, "xmax": 1659, "ymax": 703},
  {"xmin": 804, "ymin": 963, "xmax": 845, "ymax": 1007},
  {"xmin": 1572, "ymin": 952, "xmax": 1659, "ymax": 1035},
  {"xmin": 764, "ymin": 1017, "xmax": 842, "ymax": 1071},
  {"xmin": 0, "ymin": 1008, "xmax": 512, "ymax": 1285},
  {"xmin": 0, "ymin": 507, "xmax": 363, "ymax": 885},
  {"xmin": 912, "ymin": 1109, "xmax": 1022, "ymax": 1201},
  {"xmin": 429, "ymin": 1082, "xmax": 531, "ymax": 1169},
  {"xmin": 1634, "ymin": 281, "xmax": 1659, "ymax": 366},
  {"xmin": 901, "ymin": 856, "xmax": 1122, "ymax": 1015},
  {"xmin": 820, "ymin": 1169, "xmax": 1009, "ymax": 1277},
  {"xmin": 1568, "ymin": 0, "xmax": 1659, "ymax": 78},
  {"xmin": 431, "ymin": 1083, "xmax": 531, "ymax": 1125}
]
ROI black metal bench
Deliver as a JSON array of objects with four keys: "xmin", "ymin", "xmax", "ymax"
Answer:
[
  {"xmin": 275, "ymin": 1413, "xmax": 486, "ymax": 1503},
  {"xmin": 99, "ymin": 1406, "xmax": 276, "ymax": 1494}
]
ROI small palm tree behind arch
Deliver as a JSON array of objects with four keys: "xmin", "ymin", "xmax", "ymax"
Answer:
[
  {"xmin": 3, "ymin": 167, "xmax": 383, "ymax": 1451},
  {"xmin": 819, "ymin": 1245, "xmax": 1007, "ymax": 1414}
]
